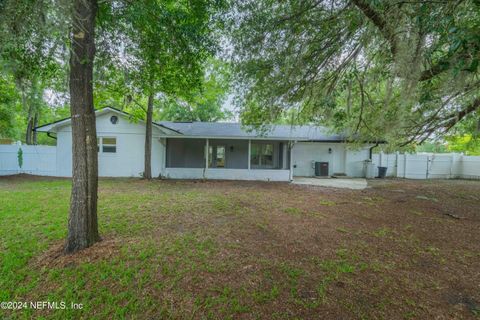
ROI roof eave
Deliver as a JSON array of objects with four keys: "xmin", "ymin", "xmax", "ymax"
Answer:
[
  {"xmin": 159, "ymin": 135, "xmax": 314, "ymax": 141},
  {"xmin": 33, "ymin": 107, "xmax": 182, "ymax": 135}
]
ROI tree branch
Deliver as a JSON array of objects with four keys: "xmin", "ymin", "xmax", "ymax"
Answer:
[
  {"xmin": 442, "ymin": 97, "xmax": 480, "ymax": 132},
  {"xmin": 351, "ymin": 0, "xmax": 398, "ymax": 56},
  {"xmin": 419, "ymin": 59, "xmax": 450, "ymax": 81},
  {"xmin": 400, "ymin": 96, "xmax": 480, "ymax": 146}
]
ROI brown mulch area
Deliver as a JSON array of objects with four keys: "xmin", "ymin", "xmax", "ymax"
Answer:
[
  {"xmin": 33, "ymin": 237, "xmax": 127, "ymax": 269},
  {"xmin": 172, "ymin": 178, "xmax": 480, "ymax": 319}
]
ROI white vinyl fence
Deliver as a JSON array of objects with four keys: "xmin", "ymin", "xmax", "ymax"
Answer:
[
  {"xmin": 1, "ymin": 143, "xmax": 479, "ymax": 180},
  {"xmin": 372, "ymin": 152, "xmax": 480, "ymax": 180},
  {"xmin": 0, "ymin": 144, "xmax": 56, "ymax": 176}
]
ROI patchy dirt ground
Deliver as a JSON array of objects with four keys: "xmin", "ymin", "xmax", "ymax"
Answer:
[{"xmin": 1, "ymin": 176, "xmax": 479, "ymax": 319}]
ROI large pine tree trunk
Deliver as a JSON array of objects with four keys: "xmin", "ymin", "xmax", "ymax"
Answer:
[
  {"xmin": 144, "ymin": 93, "xmax": 154, "ymax": 179},
  {"xmin": 65, "ymin": 0, "xmax": 100, "ymax": 253}
]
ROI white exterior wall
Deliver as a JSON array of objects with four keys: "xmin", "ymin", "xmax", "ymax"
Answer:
[
  {"xmin": 345, "ymin": 148, "xmax": 371, "ymax": 177},
  {"xmin": 55, "ymin": 111, "xmax": 165, "ymax": 177},
  {"xmin": 164, "ymin": 168, "xmax": 290, "ymax": 181},
  {"xmin": 56, "ymin": 131, "xmax": 72, "ymax": 177},
  {"xmin": 292, "ymin": 142, "xmax": 348, "ymax": 176},
  {"xmin": 291, "ymin": 142, "xmax": 371, "ymax": 177}
]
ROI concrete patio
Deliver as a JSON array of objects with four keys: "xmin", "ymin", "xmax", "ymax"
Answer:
[{"xmin": 292, "ymin": 177, "xmax": 368, "ymax": 190}]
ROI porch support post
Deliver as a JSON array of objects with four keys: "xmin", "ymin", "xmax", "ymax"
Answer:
[
  {"xmin": 205, "ymin": 138, "xmax": 209, "ymax": 169},
  {"xmin": 247, "ymin": 139, "xmax": 251, "ymax": 170},
  {"xmin": 289, "ymin": 141, "xmax": 295, "ymax": 181},
  {"xmin": 161, "ymin": 138, "xmax": 167, "ymax": 177}
]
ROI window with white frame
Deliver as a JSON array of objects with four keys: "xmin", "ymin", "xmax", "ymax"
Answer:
[{"xmin": 97, "ymin": 137, "xmax": 117, "ymax": 153}]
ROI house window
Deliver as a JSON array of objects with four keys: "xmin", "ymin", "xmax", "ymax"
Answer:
[
  {"xmin": 208, "ymin": 145, "xmax": 226, "ymax": 168},
  {"xmin": 97, "ymin": 137, "xmax": 117, "ymax": 153},
  {"xmin": 251, "ymin": 143, "xmax": 274, "ymax": 168}
]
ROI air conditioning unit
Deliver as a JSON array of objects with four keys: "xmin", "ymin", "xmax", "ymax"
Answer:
[{"xmin": 315, "ymin": 162, "xmax": 329, "ymax": 177}]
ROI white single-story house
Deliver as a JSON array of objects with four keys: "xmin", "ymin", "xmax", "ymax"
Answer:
[{"xmin": 34, "ymin": 107, "xmax": 375, "ymax": 181}]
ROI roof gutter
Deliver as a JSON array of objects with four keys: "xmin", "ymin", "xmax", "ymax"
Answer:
[{"xmin": 152, "ymin": 122, "xmax": 183, "ymax": 134}]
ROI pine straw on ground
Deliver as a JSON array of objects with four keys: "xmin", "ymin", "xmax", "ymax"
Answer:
[{"xmin": 1, "ymin": 177, "xmax": 479, "ymax": 319}]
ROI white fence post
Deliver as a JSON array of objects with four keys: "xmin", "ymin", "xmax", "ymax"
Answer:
[
  {"xmin": 450, "ymin": 153, "xmax": 455, "ymax": 178},
  {"xmin": 395, "ymin": 151, "xmax": 399, "ymax": 177},
  {"xmin": 426, "ymin": 155, "xmax": 430, "ymax": 179}
]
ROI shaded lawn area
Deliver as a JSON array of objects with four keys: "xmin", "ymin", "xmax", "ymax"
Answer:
[{"xmin": 1, "ymin": 176, "xmax": 479, "ymax": 319}]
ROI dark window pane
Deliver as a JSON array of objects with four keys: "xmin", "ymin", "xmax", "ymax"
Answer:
[{"xmin": 103, "ymin": 146, "xmax": 116, "ymax": 153}]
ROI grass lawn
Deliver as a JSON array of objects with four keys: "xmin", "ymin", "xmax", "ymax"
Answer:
[{"xmin": 1, "ymin": 175, "xmax": 479, "ymax": 319}]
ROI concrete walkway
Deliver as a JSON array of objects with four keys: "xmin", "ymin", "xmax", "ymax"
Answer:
[{"xmin": 292, "ymin": 177, "xmax": 368, "ymax": 190}]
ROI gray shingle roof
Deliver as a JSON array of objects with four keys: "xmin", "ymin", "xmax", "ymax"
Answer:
[{"xmin": 156, "ymin": 121, "xmax": 346, "ymax": 141}]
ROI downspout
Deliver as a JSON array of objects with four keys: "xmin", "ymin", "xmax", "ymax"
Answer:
[{"xmin": 369, "ymin": 142, "xmax": 379, "ymax": 160}]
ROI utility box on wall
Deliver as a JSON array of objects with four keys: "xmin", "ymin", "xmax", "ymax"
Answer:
[
  {"xmin": 364, "ymin": 160, "xmax": 376, "ymax": 178},
  {"xmin": 315, "ymin": 162, "xmax": 329, "ymax": 177}
]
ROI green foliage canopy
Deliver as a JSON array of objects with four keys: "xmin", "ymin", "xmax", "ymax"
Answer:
[{"xmin": 230, "ymin": 0, "xmax": 480, "ymax": 147}]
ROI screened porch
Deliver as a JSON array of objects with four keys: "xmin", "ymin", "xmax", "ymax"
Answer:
[{"xmin": 163, "ymin": 138, "xmax": 292, "ymax": 181}]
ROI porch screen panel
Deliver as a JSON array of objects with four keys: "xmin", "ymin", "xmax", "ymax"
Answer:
[{"xmin": 166, "ymin": 138, "xmax": 206, "ymax": 168}]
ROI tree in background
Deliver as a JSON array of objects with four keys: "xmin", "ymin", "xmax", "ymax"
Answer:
[
  {"xmin": 159, "ymin": 60, "xmax": 232, "ymax": 122},
  {"xmin": 103, "ymin": 0, "xmax": 225, "ymax": 179},
  {"xmin": 416, "ymin": 116, "xmax": 480, "ymax": 155},
  {"xmin": 229, "ymin": 0, "xmax": 480, "ymax": 147},
  {"xmin": 0, "ymin": 72, "xmax": 21, "ymax": 139},
  {"xmin": 0, "ymin": 0, "xmax": 68, "ymax": 145},
  {"xmin": 446, "ymin": 135, "xmax": 480, "ymax": 155},
  {"xmin": 0, "ymin": 1, "xmax": 65, "ymax": 145}
]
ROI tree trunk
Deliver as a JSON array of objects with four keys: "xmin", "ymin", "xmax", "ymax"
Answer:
[
  {"xmin": 25, "ymin": 104, "xmax": 34, "ymax": 145},
  {"xmin": 65, "ymin": 0, "xmax": 100, "ymax": 254},
  {"xmin": 32, "ymin": 113, "xmax": 38, "ymax": 145},
  {"xmin": 25, "ymin": 117, "xmax": 33, "ymax": 144},
  {"xmin": 144, "ymin": 93, "xmax": 154, "ymax": 179}
]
